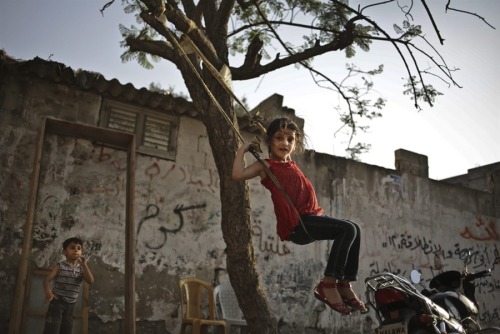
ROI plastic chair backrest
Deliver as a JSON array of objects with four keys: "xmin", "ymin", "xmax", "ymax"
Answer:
[
  {"xmin": 214, "ymin": 282, "xmax": 245, "ymax": 321},
  {"xmin": 179, "ymin": 278, "xmax": 217, "ymax": 321}
]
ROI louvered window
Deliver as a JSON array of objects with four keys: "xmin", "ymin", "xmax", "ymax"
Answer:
[{"xmin": 100, "ymin": 100, "xmax": 179, "ymax": 160}]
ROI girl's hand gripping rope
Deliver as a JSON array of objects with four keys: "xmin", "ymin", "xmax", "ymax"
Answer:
[{"xmin": 249, "ymin": 137, "xmax": 263, "ymax": 154}]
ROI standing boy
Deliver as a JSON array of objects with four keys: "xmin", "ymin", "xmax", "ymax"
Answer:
[{"xmin": 43, "ymin": 237, "xmax": 94, "ymax": 334}]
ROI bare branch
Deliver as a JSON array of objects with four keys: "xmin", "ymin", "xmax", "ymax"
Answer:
[
  {"xmin": 360, "ymin": 0, "xmax": 396, "ymax": 13},
  {"xmin": 446, "ymin": 1, "xmax": 496, "ymax": 29},
  {"xmin": 420, "ymin": 0, "xmax": 445, "ymax": 45},
  {"xmin": 411, "ymin": 36, "xmax": 461, "ymax": 88},
  {"xmin": 100, "ymin": 0, "xmax": 116, "ymax": 16}
]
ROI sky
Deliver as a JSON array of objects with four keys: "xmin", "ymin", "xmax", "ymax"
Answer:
[{"xmin": 1, "ymin": 1, "xmax": 499, "ymax": 180}]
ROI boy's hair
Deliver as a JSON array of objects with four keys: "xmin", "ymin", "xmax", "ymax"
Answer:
[
  {"xmin": 62, "ymin": 237, "xmax": 84, "ymax": 250},
  {"xmin": 265, "ymin": 117, "xmax": 304, "ymax": 153}
]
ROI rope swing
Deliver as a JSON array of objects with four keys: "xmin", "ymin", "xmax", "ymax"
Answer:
[{"xmin": 155, "ymin": 10, "xmax": 313, "ymax": 239}]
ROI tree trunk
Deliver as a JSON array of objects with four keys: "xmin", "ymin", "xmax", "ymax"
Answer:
[{"xmin": 187, "ymin": 75, "xmax": 278, "ymax": 333}]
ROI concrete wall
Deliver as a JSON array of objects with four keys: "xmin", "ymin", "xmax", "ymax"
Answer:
[{"xmin": 1, "ymin": 64, "xmax": 499, "ymax": 333}]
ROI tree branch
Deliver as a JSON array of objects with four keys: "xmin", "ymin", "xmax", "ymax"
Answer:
[
  {"xmin": 228, "ymin": 20, "xmax": 338, "ymax": 38},
  {"xmin": 100, "ymin": 0, "xmax": 116, "ymax": 16},
  {"xmin": 126, "ymin": 37, "xmax": 176, "ymax": 61},
  {"xmin": 335, "ymin": 0, "xmax": 428, "ymax": 108},
  {"xmin": 231, "ymin": 7, "xmax": 357, "ymax": 81},
  {"xmin": 180, "ymin": 0, "xmax": 196, "ymax": 19},
  {"xmin": 410, "ymin": 36, "xmax": 461, "ymax": 87},
  {"xmin": 420, "ymin": 0, "xmax": 445, "ymax": 45},
  {"xmin": 218, "ymin": 0, "xmax": 237, "ymax": 29},
  {"xmin": 446, "ymin": 0, "xmax": 496, "ymax": 29},
  {"xmin": 140, "ymin": 4, "xmax": 222, "ymax": 69},
  {"xmin": 200, "ymin": 0, "xmax": 217, "ymax": 33},
  {"xmin": 241, "ymin": 35, "xmax": 263, "ymax": 70},
  {"xmin": 232, "ymin": 36, "xmax": 352, "ymax": 79}
]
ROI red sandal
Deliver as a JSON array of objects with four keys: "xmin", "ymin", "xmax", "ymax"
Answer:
[
  {"xmin": 337, "ymin": 282, "xmax": 368, "ymax": 313},
  {"xmin": 314, "ymin": 280, "xmax": 351, "ymax": 315}
]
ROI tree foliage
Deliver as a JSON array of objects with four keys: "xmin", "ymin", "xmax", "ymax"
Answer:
[{"xmin": 107, "ymin": 0, "xmax": 493, "ymax": 156}]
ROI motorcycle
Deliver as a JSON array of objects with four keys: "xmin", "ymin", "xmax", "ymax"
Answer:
[{"xmin": 364, "ymin": 250, "xmax": 500, "ymax": 334}]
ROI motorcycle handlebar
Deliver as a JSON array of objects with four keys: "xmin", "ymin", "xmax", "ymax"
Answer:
[{"xmin": 466, "ymin": 269, "xmax": 492, "ymax": 281}]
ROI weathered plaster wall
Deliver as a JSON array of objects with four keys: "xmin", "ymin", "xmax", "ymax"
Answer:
[
  {"xmin": 305, "ymin": 154, "xmax": 499, "ymax": 331},
  {"xmin": 1, "ymin": 71, "xmax": 498, "ymax": 334}
]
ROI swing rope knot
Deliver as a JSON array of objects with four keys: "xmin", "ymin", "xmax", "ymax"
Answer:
[
  {"xmin": 249, "ymin": 111, "xmax": 266, "ymax": 136},
  {"xmin": 185, "ymin": 20, "xmax": 196, "ymax": 34}
]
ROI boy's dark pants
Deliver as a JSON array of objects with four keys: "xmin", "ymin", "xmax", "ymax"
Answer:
[{"xmin": 43, "ymin": 298, "xmax": 75, "ymax": 334}]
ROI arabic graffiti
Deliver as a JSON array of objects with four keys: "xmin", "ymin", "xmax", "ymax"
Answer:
[
  {"xmin": 383, "ymin": 233, "xmax": 499, "ymax": 268},
  {"xmin": 461, "ymin": 215, "xmax": 499, "ymax": 241},
  {"xmin": 140, "ymin": 158, "xmax": 219, "ymax": 194},
  {"xmin": 368, "ymin": 260, "xmax": 407, "ymax": 277},
  {"xmin": 250, "ymin": 207, "xmax": 292, "ymax": 257},
  {"xmin": 477, "ymin": 276, "xmax": 500, "ymax": 294},
  {"xmin": 384, "ymin": 233, "xmax": 443, "ymax": 255},
  {"xmin": 173, "ymin": 203, "xmax": 207, "ymax": 232},
  {"xmin": 253, "ymin": 225, "xmax": 291, "ymax": 256},
  {"xmin": 94, "ymin": 146, "xmax": 220, "ymax": 195},
  {"xmin": 137, "ymin": 202, "xmax": 207, "ymax": 250},
  {"xmin": 479, "ymin": 304, "xmax": 499, "ymax": 325}
]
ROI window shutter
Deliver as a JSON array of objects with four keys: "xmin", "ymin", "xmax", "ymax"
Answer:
[{"xmin": 100, "ymin": 100, "xmax": 178, "ymax": 160}]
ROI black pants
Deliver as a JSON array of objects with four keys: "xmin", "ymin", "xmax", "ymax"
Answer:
[{"xmin": 289, "ymin": 215, "xmax": 361, "ymax": 281}]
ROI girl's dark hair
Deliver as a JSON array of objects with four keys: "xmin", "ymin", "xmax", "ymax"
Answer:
[
  {"xmin": 265, "ymin": 117, "xmax": 304, "ymax": 152},
  {"xmin": 63, "ymin": 237, "xmax": 83, "ymax": 250}
]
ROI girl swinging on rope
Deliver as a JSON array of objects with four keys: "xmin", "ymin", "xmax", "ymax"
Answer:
[{"xmin": 232, "ymin": 117, "xmax": 367, "ymax": 315}]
